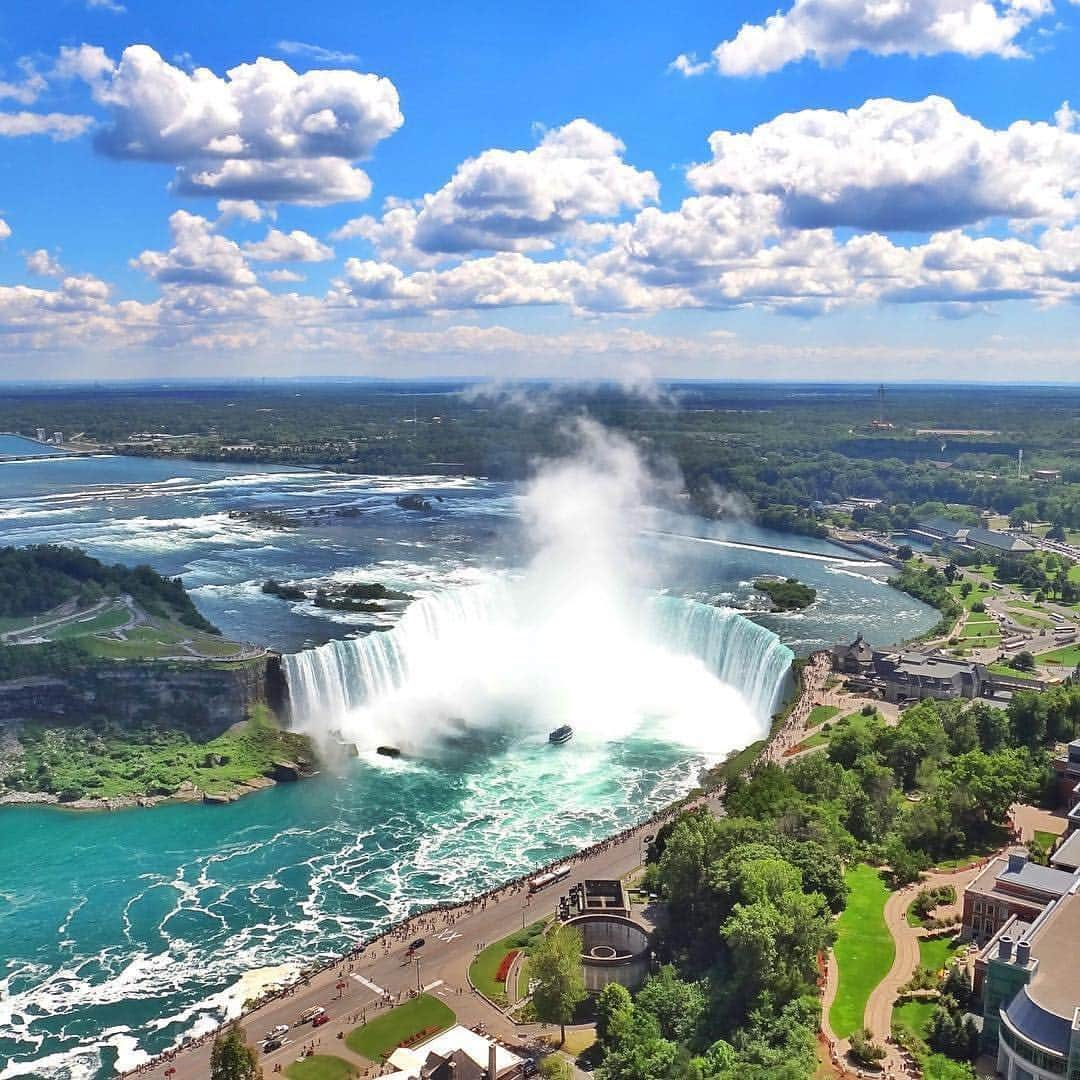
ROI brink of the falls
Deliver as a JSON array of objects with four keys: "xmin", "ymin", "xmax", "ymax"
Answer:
[{"xmin": 283, "ymin": 583, "xmax": 793, "ymax": 763}]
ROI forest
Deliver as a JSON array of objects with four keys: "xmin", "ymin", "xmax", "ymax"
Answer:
[
  {"xmin": 585, "ymin": 686, "xmax": 1080, "ymax": 1079},
  {"xmin": 0, "ymin": 545, "xmax": 217, "ymax": 632},
  {"xmin": 4, "ymin": 380, "xmax": 1080, "ymax": 538}
]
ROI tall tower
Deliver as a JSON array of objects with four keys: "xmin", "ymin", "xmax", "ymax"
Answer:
[
  {"xmin": 877, "ymin": 384, "xmax": 886, "ymax": 425},
  {"xmin": 1018, "ymin": 448, "xmax": 1023, "ymax": 479}
]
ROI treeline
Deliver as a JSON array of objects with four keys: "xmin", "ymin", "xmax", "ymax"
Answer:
[
  {"xmin": 0, "ymin": 545, "xmax": 217, "ymax": 633},
  {"xmin": 589, "ymin": 690, "xmax": 1076, "ymax": 1078},
  {"xmin": 6, "ymin": 382, "xmax": 1080, "ymax": 540}
]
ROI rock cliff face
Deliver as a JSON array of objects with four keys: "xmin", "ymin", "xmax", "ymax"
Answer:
[{"xmin": 0, "ymin": 656, "xmax": 285, "ymax": 736}]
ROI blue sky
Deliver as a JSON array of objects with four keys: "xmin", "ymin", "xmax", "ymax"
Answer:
[{"xmin": 0, "ymin": 0, "xmax": 1079, "ymax": 381}]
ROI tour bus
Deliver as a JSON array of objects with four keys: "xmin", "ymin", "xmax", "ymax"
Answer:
[
  {"xmin": 529, "ymin": 866, "xmax": 571, "ymax": 893},
  {"xmin": 1053, "ymin": 623, "xmax": 1075, "ymax": 634},
  {"xmin": 1002, "ymin": 636, "xmax": 1026, "ymax": 650}
]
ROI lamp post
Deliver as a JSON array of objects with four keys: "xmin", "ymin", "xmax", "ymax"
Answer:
[{"xmin": 415, "ymin": 956, "xmax": 422, "ymax": 994}]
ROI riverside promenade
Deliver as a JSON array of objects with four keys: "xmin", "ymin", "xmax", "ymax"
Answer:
[
  {"xmin": 122, "ymin": 659, "xmax": 826, "ymax": 1080},
  {"xmin": 123, "ymin": 800, "xmax": 715, "ymax": 1080}
]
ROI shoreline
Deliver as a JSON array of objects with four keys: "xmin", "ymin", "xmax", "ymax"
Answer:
[
  {"xmin": 111, "ymin": 658, "xmax": 818, "ymax": 1080},
  {"xmin": 0, "ymin": 773, "xmax": 285, "ymax": 812}
]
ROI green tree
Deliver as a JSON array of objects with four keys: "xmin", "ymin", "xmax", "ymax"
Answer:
[
  {"xmin": 635, "ymin": 966, "xmax": 706, "ymax": 1043},
  {"xmin": 596, "ymin": 982, "xmax": 633, "ymax": 1049},
  {"xmin": 530, "ymin": 925, "xmax": 586, "ymax": 1045},
  {"xmin": 539, "ymin": 1055, "xmax": 575, "ymax": 1079},
  {"xmin": 210, "ymin": 1025, "xmax": 261, "ymax": 1080}
]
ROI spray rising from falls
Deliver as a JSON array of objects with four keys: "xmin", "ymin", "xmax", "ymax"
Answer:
[{"xmin": 285, "ymin": 422, "xmax": 792, "ymax": 764}]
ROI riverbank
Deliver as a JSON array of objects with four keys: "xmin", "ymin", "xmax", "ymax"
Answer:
[
  {"xmin": 0, "ymin": 707, "xmax": 314, "ymax": 811},
  {"xmin": 114, "ymin": 655, "xmax": 821, "ymax": 1080}
]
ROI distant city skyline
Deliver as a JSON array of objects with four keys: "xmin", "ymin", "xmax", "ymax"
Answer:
[{"xmin": 1, "ymin": 0, "xmax": 1080, "ymax": 381}]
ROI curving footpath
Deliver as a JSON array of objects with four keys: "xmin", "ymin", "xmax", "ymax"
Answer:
[{"xmin": 864, "ymin": 866, "xmax": 982, "ymax": 1075}]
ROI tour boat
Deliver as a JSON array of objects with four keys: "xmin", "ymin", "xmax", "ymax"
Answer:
[
  {"xmin": 376, "ymin": 745, "xmax": 401, "ymax": 758},
  {"xmin": 548, "ymin": 725, "xmax": 573, "ymax": 745}
]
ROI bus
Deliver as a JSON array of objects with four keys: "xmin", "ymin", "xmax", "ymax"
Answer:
[
  {"xmin": 1002, "ymin": 637, "xmax": 1026, "ymax": 650},
  {"xmin": 529, "ymin": 866, "xmax": 571, "ymax": 893}
]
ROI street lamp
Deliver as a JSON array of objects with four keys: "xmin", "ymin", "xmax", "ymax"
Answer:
[{"xmin": 415, "ymin": 956, "xmax": 422, "ymax": 994}]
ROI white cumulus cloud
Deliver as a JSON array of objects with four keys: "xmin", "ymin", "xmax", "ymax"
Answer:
[
  {"xmin": 687, "ymin": 96, "xmax": 1080, "ymax": 230},
  {"xmin": 675, "ymin": 0, "xmax": 1054, "ymax": 77},
  {"xmin": 0, "ymin": 111, "xmax": 94, "ymax": 140},
  {"xmin": 132, "ymin": 210, "xmax": 256, "ymax": 286},
  {"xmin": 243, "ymin": 228, "xmax": 334, "ymax": 262},
  {"xmin": 25, "ymin": 249, "xmax": 65, "ymax": 277},
  {"xmin": 61, "ymin": 44, "xmax": 402, "ymax": 204},
  {"xmin": 335, "ymin": 119, "xmax": 657, "ymax": 259}
]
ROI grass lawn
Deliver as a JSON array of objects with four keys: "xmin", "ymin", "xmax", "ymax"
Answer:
[
  {"xmin": 1036, "ymin": 644, "xmax": 1080, "ymax": 668},
  {"xmin": 918, "ymin": 936, "xmax": 960, "ymax": 974},
  {"xmin": 285, "ymin": 1055, "xmax": 357, "ymax": 1080},
  {"xmin": 345, "ymin": 994, "xmax": 455, "ymax": 1062},
  {"xmin": 808, "ymin": 704, "xmax": 840, "ymax": 726},
  {"xmin": 988, "ymin": 662, "xmax": 1042, "ymax": 682},
  {"xmin": 78, "ymin": 616, "xmax": 245, "ymax": 661},
  {"xmin": 893, "ymin": 1000, "xmax": 937, "ymax": 1041},
  {"xmin": 796, "ymin": 730, "xmax": 831, "ymax": 752},
  {"xmin": 829, "ymin": 865, "xmax": 894, "ymax": 1039},
  {"xmin": 43, "ymin": 604, "xmax": 130, "ymax": 641},
  {"xmin": 469, "ymin": 921, "xmax": 547, "ymax": 1004}
]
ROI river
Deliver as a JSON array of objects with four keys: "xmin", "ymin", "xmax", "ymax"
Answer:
[{"xmin": 0, "ymin": 454, "xmax": 937, "ymax": 1078}]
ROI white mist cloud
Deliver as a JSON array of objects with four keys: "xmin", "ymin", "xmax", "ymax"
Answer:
[{"xmin": 291, "ymin": 422, "xmax": 772, "ymax": 763}]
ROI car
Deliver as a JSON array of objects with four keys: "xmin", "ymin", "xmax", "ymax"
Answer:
[
  {"xmin": 265, "ymin": 1024, "xmax": 289, "ymax": 1040},
  {"xmin": 312, "ymin": 1013, "xmax": 330, "ymax": 1027},
  {"xmin": 408, "ymin": 937, "xmax": 426, "ymax": 951},
  {"xmin": 262, "ymin": 1039, "xmax": 282, "ymax": 1053},
  {"xmin": 523, "ymin": 1061, "xmax": 539, "ymax": 1077}
]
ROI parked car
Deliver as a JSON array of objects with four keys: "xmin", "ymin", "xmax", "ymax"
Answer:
[
  {"xmin": 265, "ymin": 1024, "xmax": 289, "ymax": 1040},
  {"xmin": 312, "ymin": 1013, "xmax": 330, "ymax": 1028},
  {"xmin": 408, "ymin": 937, "xmax": 425, "ymax": 951}
]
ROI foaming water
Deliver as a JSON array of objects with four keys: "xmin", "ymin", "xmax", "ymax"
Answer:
[{"xmin": 284, "ymin": 585, "xmax": 791, "ymax": 760}]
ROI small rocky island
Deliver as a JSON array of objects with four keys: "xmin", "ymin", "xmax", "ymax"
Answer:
[
  {"xmin": 753, "ymin": 576, "xmax": 817, "ymax": 612},
  {"xmin": 263, "ymin": 579, "xmax": 414, "ymax": 612}
]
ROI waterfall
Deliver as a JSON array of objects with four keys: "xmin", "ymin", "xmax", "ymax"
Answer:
[{"xmin": 283, "ymin": 584, "xmax": 793, "ymax": 752}]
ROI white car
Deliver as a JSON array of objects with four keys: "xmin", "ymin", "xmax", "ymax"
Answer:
[{"xmin": 264, "ymin": 1024, "xmax": 289, "ymax": 1040}]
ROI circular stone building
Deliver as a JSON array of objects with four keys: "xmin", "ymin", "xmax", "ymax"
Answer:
[{"xmin": 565, "ymin": 913, "xmax": 652, "ymax": 993}]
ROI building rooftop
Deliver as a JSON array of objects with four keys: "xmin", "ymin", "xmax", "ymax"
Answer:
[
  {"xmin": 917, "ymin": 516, "xmax": 968, "ymax": 538},
  {"xmin": 1025, "ymin": 885, "xmax": 1080, "ymax": 1025},
  {"xmin": 886, "ymin": 652, "xmax": 979, "ymax": 677},
  {"xmin": 997, "ymin": 859, "xmax": 1077, "ymax": 898},
  {"xmin": 965, "ymin": 526, "xmax": 1035, "ymax": 553},
  {"xmin": 1050, "ymin": 831, "xmax": 1080, "ymax": 872}
]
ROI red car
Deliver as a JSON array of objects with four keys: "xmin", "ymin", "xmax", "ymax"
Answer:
[{"xmin": 312, "ymin": 1013, "xmax": 330, "ymax": 1028}]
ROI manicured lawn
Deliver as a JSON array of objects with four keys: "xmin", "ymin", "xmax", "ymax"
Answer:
[
  {"xmin": 345, "ymin": 994, "xmax": 455, "ymax": 1061},
  {"xmin": 796, "ymin": 730, "xmax": 831, "ymax": 751},
  {"xmin": 1036, "ymin": 644, "xmax": 1080, "ymax": 668},
  {"xmin": 44, "ymin": 604, "xmax": 130, "ymax": 641},
  {"xmin": 469, "ymin": 921, "xmax": 547, "ymax": 1004},
  {"xmin": 286, "ymin": 1055, "xmax": 357, "ymax": 1080},
  {"xmin": 893, "ymin": 1000, "xmax": 937, "ymax": 1041},
  {"xmin": 829, "ymin": 865, "xmax": 894, "ymax": 1039},
  {"xmin": 808, "ymin": 704, "xmax": 840, "ymax": 726},
  {"xmin": 988, "ymin": 663, "xmax": 1042, "ymax": 682},
  {"xmin": 918, "ymin": 936, "xmax": 960, "ymax": 974}
]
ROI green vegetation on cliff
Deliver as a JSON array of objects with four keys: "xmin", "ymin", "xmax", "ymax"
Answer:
[{"xmin": 0, "ymin": 706, "xmax": 312, "ymax": 802}]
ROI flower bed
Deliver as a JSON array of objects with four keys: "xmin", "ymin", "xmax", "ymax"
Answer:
[{"xmin": 495, "ymin": 948, "xmax": 520, "ymax": 984}]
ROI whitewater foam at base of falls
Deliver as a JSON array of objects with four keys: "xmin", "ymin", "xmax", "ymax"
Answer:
[{"xmin": 283, "ymin": 585, "xmax": 793, "ymax": 760}]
